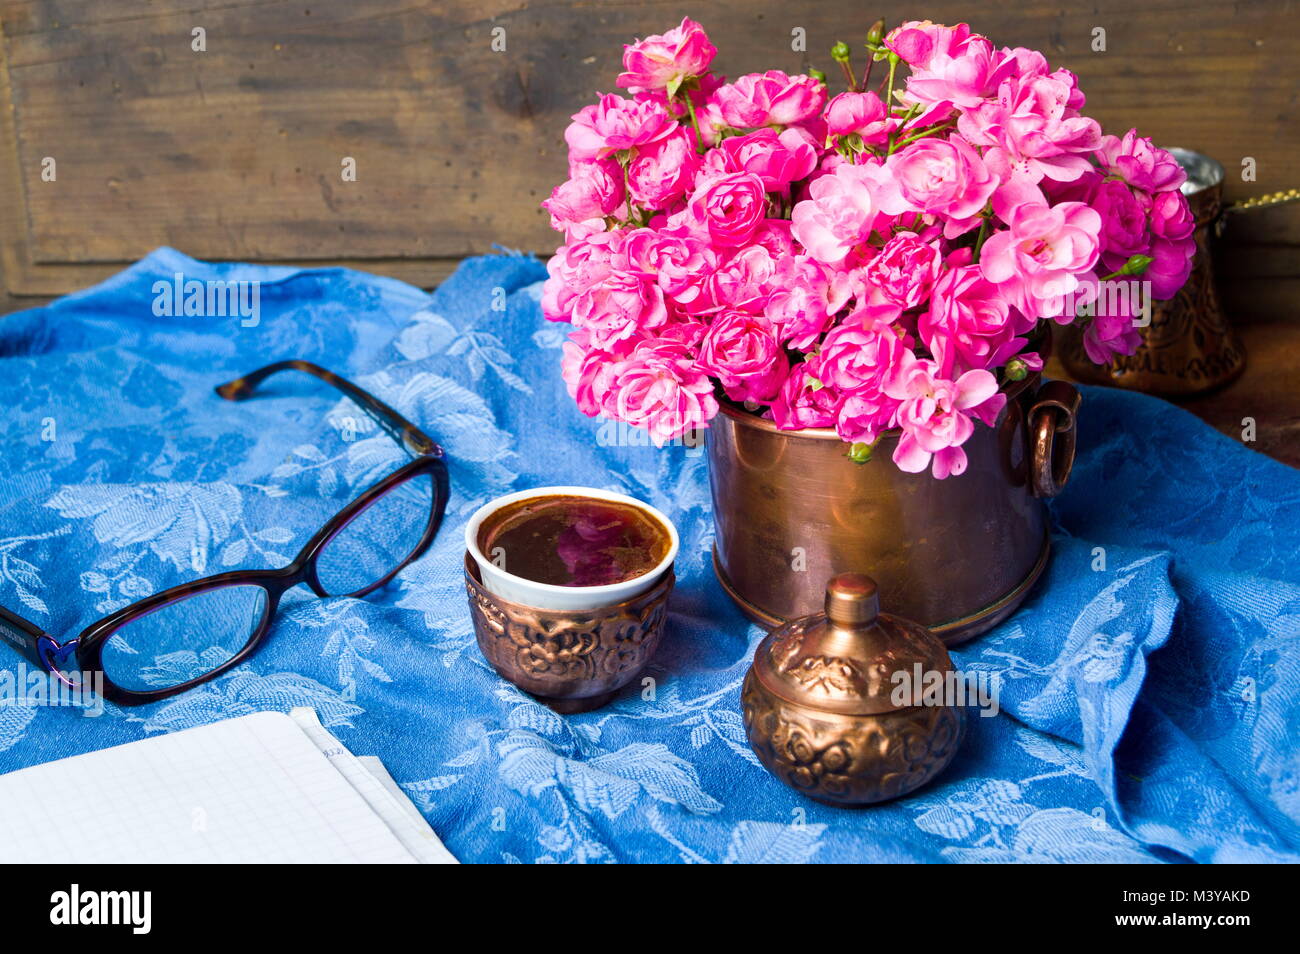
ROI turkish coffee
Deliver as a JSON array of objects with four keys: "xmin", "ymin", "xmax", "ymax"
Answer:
[{"xmin": 477, "ymin": 494, "xmax": 670, "ymax": 588}]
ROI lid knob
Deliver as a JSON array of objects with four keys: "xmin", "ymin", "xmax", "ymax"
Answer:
[{"xmin": 824, "ymin": 573, "xmax": 880, "ymax": 626}]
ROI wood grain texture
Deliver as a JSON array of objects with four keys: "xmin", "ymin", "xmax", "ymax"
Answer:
[{"xmin": 0, "ymin": 0, "xmax": 1297, "ymax": 299}]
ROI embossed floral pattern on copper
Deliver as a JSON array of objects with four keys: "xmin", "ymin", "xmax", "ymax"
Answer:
[
  {"xmin": 742, "ymin": 672, "xmax": 964, "ymax": 805},
  {"xmin": 464, "ymin": 552, "xmax": 672, "ymax": 713},
  {"xmin": 742, "ymin": 573, "xmax": 965, "ymax": 805}
]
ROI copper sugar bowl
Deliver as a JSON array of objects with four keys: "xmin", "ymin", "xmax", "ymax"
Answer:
[
  {"xmin": 708, "ymin": 370, "xmax": 1080, "ymax": 645},
  {"xmin": 742, "ymin": 573, "xmax": 964, "ymax": 806},
  {"xmin": 464, "ymin": 553, "xmax": 673, "ymax": 713}
]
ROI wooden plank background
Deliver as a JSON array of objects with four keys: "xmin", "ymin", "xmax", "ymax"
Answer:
[{"xmin": 0, "ymin": 0, "xmax": 1297, "ymax": 306}]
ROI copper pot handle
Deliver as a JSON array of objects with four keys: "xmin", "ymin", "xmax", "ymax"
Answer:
[{"xmin": 1028, "ymin": 380, "xmax": 1081, "ymax": 498}]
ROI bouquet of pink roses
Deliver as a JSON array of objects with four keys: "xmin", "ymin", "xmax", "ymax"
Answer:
[{"xmin": 541, "ymin": 17, "xmax": 1195, "ymax": 478}]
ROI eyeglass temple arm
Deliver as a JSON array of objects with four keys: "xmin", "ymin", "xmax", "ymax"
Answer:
[
  {"xmin": 0, "ymin": 604, "xmax": 61, "ymax": 671},
  {"xmin": 215, "ymin": 360, "xmax": 442, "ymax": 458}
]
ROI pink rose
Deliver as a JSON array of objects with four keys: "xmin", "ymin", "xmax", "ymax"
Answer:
[
  {"xmin": 541, "ymin": 231, "xmax": 622, "ymax": 321},
  {"xmin": 685, "ymin": 171, "xmax": 768, "ymax": 247},
  {"xmin": 790, "ymin": 161, "xmax": 903, "ymax": 265},
  {"xmin": 888, "ymin": 22, "xmax": 1016, "ymax": 110},
  {"xmin": 960, "ymin": 73, "xmax": 1103, "ymax": 184},
  {"xmin": 561, "ymin": 328, "xmax": 620, "ymax": 416},
  {"xmin": 717, "ymin": 128, "xmax": 818, "ymax": 192},
  {"xmin": 541, "ymin": 160, "xmax": 625, "ymax": 241},
  {"xmin": 768, "ymin": 362, "xmax": 841, "ymax": 430},
  {"xmin": 920, "ymin": 260, "xmax": 1030, "ymax": 375},
  {"xmin": 697, "ymin": 311, "xmax": 787, "ymax": 403},
  {"xmin": 837, "ymin": 391, "xmax": 900, "ymax": 444},
  {"xmin": 817, "ymin": 322, "xmax": 907, "ymax": 397},
  {"xmin": 565, "ymin": 93, "xmax": 677, "ymax": 161},
  {"xmin": 570, "ymin": 271, "xmax": 670, "ymax": 349},
  {"xmin": 885, "ymin": 137, "xmax": 997, "ymax": 238},
  {"xmin": 608, "ymin": 338, "xmax": 719, "ymax": 445},
  {"xmin": 884, "ymin": 350, "xmax": 1005, "ymax": 479},
  {"xmin": 701, "ymin": 244, "xmax": 779, "ymax": 315},
  {"xmin": 712, "ymin": 70, "xmax": 826, "ymax": 128},
  {"xmin": 885, "ymin": 20, "xmax": 974, "ymax": 71},
  {"xmin": 1146, "ymin": 236, "xmax": 1195, "ymax": 300},
  {"xmin": 1149, "ymin": 190, "xmax": 1194, "ymax": 242},
  {"xmin": 614, "ymin": 228, "xmax": 716, "ymax": 308},
  {"xmin": 824, "ymin": 91, "xmax": 895, "ymax": 145},
  {"xmin": 1094, "ymin": 130, "xmax": 1186, "ymax": 195},
  {"xmin": 1092, "ymin": 178, "xmax": 1151, "ymax": 267},
  {"xmin": 617, "ymin": 18, "xmax": 717, "ymax": 94},
  {"xmin": 999, "ymin": 49, "xmax": 1087, "ymax": 110},
  {"xmin": 764, "ymin": 255, "xmax": 854, "ymax": 349},
  {"xmin": 979, "ymin": 201, "xmax": 1101, "ymax": 320},
  {"xmin": 1074, "ymin": 277, "xmax": 1143, "ymax": 364},
  {"xmin": 627, "ymin": 126, "xmax": 701, "ymax": 209},
  {"xmin": 857, "ymin": 232, "xmax": 944, "ymax": 322}
]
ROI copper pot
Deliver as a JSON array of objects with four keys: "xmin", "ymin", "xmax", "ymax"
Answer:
[{"xmin": 707, "ymin": 375, "xmax": 1079, "ymax": 644}]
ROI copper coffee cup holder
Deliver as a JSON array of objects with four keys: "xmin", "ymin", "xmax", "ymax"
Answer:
[{"xmin": 464, "ymin": 552, "xmax": 674, "ymax": 713}]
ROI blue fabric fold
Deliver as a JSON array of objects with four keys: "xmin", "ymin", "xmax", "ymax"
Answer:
[{"xmin": 0, "ymin": 248, "xmax": 1295, "ymax": 863}]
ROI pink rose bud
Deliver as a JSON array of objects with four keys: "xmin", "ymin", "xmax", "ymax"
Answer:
[{"xmin": 825, "ymin": 91, "xmax": 893, "ymax": 145}]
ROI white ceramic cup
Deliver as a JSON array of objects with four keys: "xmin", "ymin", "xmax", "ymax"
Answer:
[{"xmin": 464, "ymin": 486, "xmax": 679, "ymax": 611}]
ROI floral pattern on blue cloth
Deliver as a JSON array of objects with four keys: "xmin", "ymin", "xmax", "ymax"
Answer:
[{"xmin": 0, "ymin": 247, "xmax": 1296, "ymax": 863}]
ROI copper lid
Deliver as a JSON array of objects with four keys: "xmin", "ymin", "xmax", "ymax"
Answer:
[{"xmin": 751, "ymin": 573, "xmax": 954, "ymax": 716}]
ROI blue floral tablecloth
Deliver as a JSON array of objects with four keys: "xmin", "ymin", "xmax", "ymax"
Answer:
[{"xmin": 1, "ymin": 248, "xmax": 1296, "ymax": 863}]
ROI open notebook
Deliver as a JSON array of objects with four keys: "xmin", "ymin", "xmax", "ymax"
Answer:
[{"xmin": 0, "ymin": 708, "xmax": 456, "ymax": 864}]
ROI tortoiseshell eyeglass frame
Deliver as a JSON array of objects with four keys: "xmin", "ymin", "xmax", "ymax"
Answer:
[{"xmin": 0, "ymin": 360, "xmax": 450, "ymax": 707}]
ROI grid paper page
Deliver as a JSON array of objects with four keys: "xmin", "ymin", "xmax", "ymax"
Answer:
[
  {"xmin": 0, "ymin": 711, "xmax": 418, "ymax": 864},
  {"xmin": 290, "ymin": 708, "xmax": 457, "ymax": 864}
]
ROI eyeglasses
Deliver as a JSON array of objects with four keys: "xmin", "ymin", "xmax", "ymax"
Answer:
[{"xmin": 0, "ymin": 360, "xmax": 449, "ymax": 706}]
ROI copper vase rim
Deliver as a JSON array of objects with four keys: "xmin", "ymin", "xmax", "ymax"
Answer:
[
  {"xmin": 715, "ymin": 369, "xmax": 1041, "ymax": 443},
  {"xmin": 463, "ymin": 550, "xmax": 674, "ymax": 618}
]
